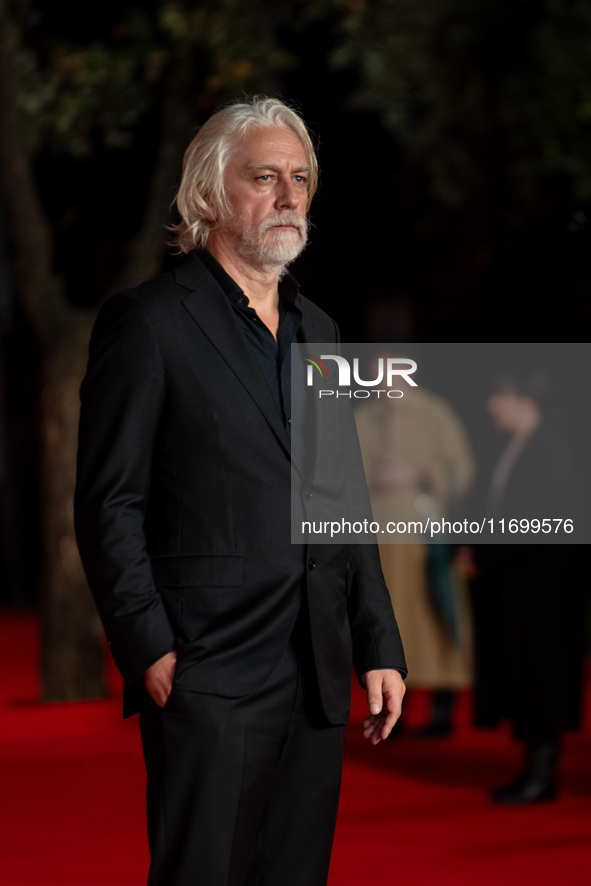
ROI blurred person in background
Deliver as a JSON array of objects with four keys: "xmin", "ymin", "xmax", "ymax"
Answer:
[
  {"xmin": 355, "ymin": 350, "xmax": 474, "ymax": 738},
  {"xmin": 469, "ymin": 371, "xmax": 583, "ymax": 805}
]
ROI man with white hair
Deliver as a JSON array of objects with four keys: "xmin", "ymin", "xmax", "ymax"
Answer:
[{"xmin": 75, "ymin": 97, "xmax": 406, "ymax": 886}]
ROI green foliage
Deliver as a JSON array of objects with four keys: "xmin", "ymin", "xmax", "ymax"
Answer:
[
  {"xmin": 9, "ymin": 0, "xmax": 300, "ymax": 157},
  {"xmin": 12, "ymin": 0, "xmax": 591, "ymax": 231},
  {"xmin": 332, "ymin": 0, "xmax": 591, "ymax": 213}
]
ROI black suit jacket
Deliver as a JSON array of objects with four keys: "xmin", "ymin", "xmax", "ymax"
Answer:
[{"xmin": 74, "ymin": 251, "xmax": 406, "ymax": 723}]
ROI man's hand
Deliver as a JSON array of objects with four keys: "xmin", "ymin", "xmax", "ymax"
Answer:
[
  {"xmin": 144, "ymin": 651, "xmax": 178, "ymax": 708},
  {"xmin": 362, "ymin": 668, "xmax": 406, "ymax": 744}
]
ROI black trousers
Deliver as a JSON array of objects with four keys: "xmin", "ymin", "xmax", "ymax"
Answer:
[{"xmin": 139, "ymin": 638, "xmax": 345, "ymax": 886}]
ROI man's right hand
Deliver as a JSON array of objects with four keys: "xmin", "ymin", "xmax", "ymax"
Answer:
[{"xmin": 144, "ymin": 651, "xmax": 178, "ymax": 707}]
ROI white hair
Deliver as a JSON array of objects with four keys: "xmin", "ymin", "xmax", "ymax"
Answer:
[{"xmin": 169, "ymin": 97, "xmax": 318, "ymax": 254}]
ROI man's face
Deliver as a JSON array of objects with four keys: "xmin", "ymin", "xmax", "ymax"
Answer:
[
  {"xmin": 487, "ymin": 388, "xmax": 534, "ymax": 433},
  {"xmin": 212, "ymin": 125, "xmax": 310, "ymax": 272}
]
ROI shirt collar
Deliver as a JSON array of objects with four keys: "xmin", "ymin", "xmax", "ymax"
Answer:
[{"xmin": 197, "ymin": 248, "xmax": 301, "ymax": 309}]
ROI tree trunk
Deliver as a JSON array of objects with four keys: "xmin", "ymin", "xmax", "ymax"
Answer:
[
  {"xmin": 109, "ymin": 69, "xmax": 195, "ymax": 294},
  {"xmin": 0, "ymin": 0, "xmax": 106, "ymax": 700},
  {"xmin": 39, "ymin": 314, "xmax": 107, "ymax": 701}
]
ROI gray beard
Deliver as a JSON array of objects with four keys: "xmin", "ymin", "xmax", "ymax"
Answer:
[{"xmin": 231, "ymin": 212, "xmax": 308, "ymax": 275}]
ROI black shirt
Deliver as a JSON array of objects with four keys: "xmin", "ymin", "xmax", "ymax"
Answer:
[{"xmin": 199, "ymin": 249, "xmax": 302, "ymax": 434}]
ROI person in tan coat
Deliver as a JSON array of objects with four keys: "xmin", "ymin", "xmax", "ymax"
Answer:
[{"xmin": 355, "ymin": 376, "xmax": 474, "ymax": 736}]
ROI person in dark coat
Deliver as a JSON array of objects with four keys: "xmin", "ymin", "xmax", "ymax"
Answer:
[{"xmin": 470, "ymin": 372, "xmax": 583, "ymax": 805}]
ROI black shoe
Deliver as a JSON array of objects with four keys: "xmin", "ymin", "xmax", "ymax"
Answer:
[
  {"xmin": 413, "ymin": 689, "xmax": 455, "ymax": 739},
  {"xmin": 386, "ymin": 718, "xmax": 405, "ymax": 741},
  {"xmin": 490, "ymin": 773, "xmax": 556, "ymax": 805},
  {"xmin": 490, "ymin": 740, "xmax": 559, "ymax": 806},
  {"xmin": 413, "ymin": 720, "xmax": 453, "ymax": 740}
]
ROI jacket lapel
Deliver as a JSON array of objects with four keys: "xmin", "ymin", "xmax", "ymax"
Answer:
[
  {"xmin": 299, "ymin": 313, "xmax": 335, "ymax": 347},
  {"xmin": 174, "ymin": 252, "xmax": 292, "ymax": 457}
]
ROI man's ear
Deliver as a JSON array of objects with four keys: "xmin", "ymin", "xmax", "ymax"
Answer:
[{"xmin": 202, "ymin": 193, "xmax": 217, "ymax": 223}]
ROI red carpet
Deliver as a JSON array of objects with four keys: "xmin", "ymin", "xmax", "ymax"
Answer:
[{"xmin": 2, "ymin": 613, "xmax": 591, "ymax": 885}]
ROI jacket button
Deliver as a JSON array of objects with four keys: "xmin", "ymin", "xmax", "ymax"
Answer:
[
  {"xmin": 304, "ymin": 488, "xmax": 314, "ymax": 499},
  {"xmin": 308, "ymin": 559, "xmax": 317, "ymax": 570}
]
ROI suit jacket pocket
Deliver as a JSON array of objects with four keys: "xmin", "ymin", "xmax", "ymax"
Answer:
[{"xmin": 150, "ymin": 553, "xmax": 246, "ymax": 588}]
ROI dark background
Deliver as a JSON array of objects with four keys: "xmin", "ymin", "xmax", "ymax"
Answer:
[{"xmin": 1, "ymin": 0, "xmax": 590, "ymax": 611}]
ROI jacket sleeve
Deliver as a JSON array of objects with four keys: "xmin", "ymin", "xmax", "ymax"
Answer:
[
  {"xmin": 74, "ymin": 293, "xmax": 175, "ymax": 685},
  {"xmin": 334, "ymin": 337, "xmax": 406, "ymax": 681},
  {"xmin": 348, "ymin": 543, "xmax": 407, "ymax": 682},
  {"xmin": 302, "ymin": 310, "xmax": 407, "ymax": 680}
]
